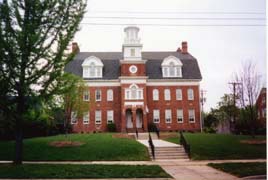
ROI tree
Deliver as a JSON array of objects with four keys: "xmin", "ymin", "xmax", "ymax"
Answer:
[
  {"xmin": 0, "ymin": 0, "xmax": 86, "ymax": 164},
  {"xmin": 233, "ymin": 61, "xmax": 261, "ymax": 137}
]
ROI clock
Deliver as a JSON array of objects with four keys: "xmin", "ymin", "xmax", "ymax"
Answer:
[{"xmin": 129, "ymin": 65, "xmax": 138, "ymax": 74}]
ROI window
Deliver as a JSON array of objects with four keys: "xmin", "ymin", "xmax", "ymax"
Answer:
[
  {"xmin": 71, "ymin": 112, "xmax": 77, "ymax": 124},
  {"xmin": 82, "ymin": 56, "xmax": 104, "ymax": 78},
  {"xmin": 95, "ymin": 89, "xmax": 101, "ymax": 101},
  {"xmin": 153, "ymin": 110, "xmax": 160, "ymax": 123},
  {"xmin": 153, "ymin": 89, "xmax": 159, "ymax": 101},
  {"xmin": 165, "ymin": 109, "xmax": 172, "ymax": 123},
  {"xmin": 95, "ymin": 110, "xmax": 101, "ymax": 124},
  {"xmin": 131, "ymin": 49, "xmax": 135, "ymax": 56},
  {"xmin": 189, "ymin": 109, "xmax": 195, "ymax": 123},
  {"xmin": 161, "ymin": 56, "xmax": 183, "ymax": 78},
  {"xmin": 83, "ymin": 90, "xmax": 89, "ymax": 101},
  {"xmin": 176, "ymin": 89, "xmax": 182, "ymax": 100},
  {"xmin": 187, "ymin": 88, "xmax": 194, "ymax": 100},
  {"xmin": 125, "ymin": 84, "xmax": 143, "ymax": 100},
  {"xmin": 83, "ymin": 112, "xmax": 89, "ymax": 124},
  {"xmin": 262, "ymin": 108, "xmax": 266, "ymax": 118},
  {"xmin": 107, "ymin": 89, "xmax": 113, "ymax": 101},
  {"xmin": 177, "ymin": 109, "xmax": 183, "ymax": 123},
  {"xmin": 164, "ymin": 89, "xmax": 171, "ymax": 101},
  {"xmin": 107, "ymin": 110, "xmax": 114, "ymax": 124}
]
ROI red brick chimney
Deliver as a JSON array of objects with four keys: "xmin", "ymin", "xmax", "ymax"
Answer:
[
  {"xmin": 72, "ymin": 42, "xmax": 80, "ymax": 53},
  {"xmin": 181, "ymin": 41, "xmax": 188, "ymax": 54}
]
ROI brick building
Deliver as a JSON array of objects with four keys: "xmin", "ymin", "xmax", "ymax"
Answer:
[
  {"xmin": 256, "ymin": 87, "xmax": 266, "ymax": 127},
  {"xmin": 65, "ymin": 26, "xmax": 202, "ymax": 133}
]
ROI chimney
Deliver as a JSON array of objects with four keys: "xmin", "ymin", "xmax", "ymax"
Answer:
[
  {"xmin": 72, "ymin": 42, "xmax": 80, "ymax": 53},
  {"xmin": 181, "ymin": 41, "xmax": 188, "ymax": 54}
]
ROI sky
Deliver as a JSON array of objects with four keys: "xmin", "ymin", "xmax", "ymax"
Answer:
[{"xmin": 73, "ymin": 0, "xmax": 266, "ymax": 111}]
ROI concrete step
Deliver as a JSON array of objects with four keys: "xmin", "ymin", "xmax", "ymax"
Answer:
[{"xmin": 148, "ymin": 145, "xmax": 189, "ymax": 160}]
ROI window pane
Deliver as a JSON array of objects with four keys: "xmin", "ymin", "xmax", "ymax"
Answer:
[
  {"xmin": 176, "ymin": 89, "xmax": 182, "ymax": 100},
  {"xmin": 95, "ymin": 110, "xmax": 101, "ymax": 124},
  {"xmin": 83, "ymin": 90, "xmax": 89, "ymax": 101},
  {"xmin": 153, "ymin": 110, "xmax": 160, "ymax": 123},
  {"xmin": 188, "ymin": 89, "xmax": 194, "ymax": 100},
  {"xmin": 165, "ymin": 109, "xmax": 172, "ymax": 123},
  {"xmin": 131, "ymin": 49, "xmax": 135, "ymax": 56},
  {"xmin": 177, "ymin": 109, "xmax": 183, "ymax": 123},
  {"xmin": 170, "ymin": 66, "xmax": 175, "ymax": 76},
  {"xmin": 71, "ymin": 112, "xmax": 77, "ymax": 124},
  {"xmin": 96, "ymin": 90, "xmax": 101, "ymax": 101},
  {"xmin": 189, "ymin": 109, "xmax": 195, "ymax": 122},
  {"xmin": 164, "ymin": 89, "xmax": 171, "ymax": 100},
  {"xmin": 107, "ymin": 89, "xmax": 113, "ymax": 101},
  {"xmin": 83, "ymin": 112, "xmax": 89, "ymax": 124},
  {"xmin": 107, "ymin": 110, "xmax": 114, "ymax": 124},
  {"xmin": 153, "ymin": 89, "xmax": 159, "ymax": 101}
]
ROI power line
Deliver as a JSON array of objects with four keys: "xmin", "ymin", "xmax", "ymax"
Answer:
[
  {"xmin": 83, "ymin": 16, "xmax": 266, "ymax": 20},
  {"xmin": 88, "ymin": 10, "xmax": 265, "ymax": 15},
  {"xmin": 80, "ymin": 23, "xmax": 266, "ymax": 27}
]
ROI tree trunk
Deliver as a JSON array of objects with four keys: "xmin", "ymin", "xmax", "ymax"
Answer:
[{"xmin": 14, "ymin": 122, "xmax": 23, "ymax": 165}]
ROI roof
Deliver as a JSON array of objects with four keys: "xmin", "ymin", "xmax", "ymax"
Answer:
[{"xmin": 65, "ymin": 51, "xmax": 202, "ymax": 80}]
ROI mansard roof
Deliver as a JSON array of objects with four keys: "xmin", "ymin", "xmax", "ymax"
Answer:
[{"xmin": 65, "ymin": 51, "xmax": 202, "ymax": 80}]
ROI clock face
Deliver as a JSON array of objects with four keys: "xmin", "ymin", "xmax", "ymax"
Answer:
[{"xmin": 129, "ymin": 65, "xmax": 138, "ymax": 74}]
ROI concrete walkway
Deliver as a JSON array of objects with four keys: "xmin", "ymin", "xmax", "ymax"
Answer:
[{"xmin": 138, "ymin": 139, "xmax": 180, "ymax": 147}]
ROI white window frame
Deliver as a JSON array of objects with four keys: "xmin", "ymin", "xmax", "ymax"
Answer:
[
  {"xmin": 107, "ymin": 110, "xmax": 114, "ymax": 124},
  {"xmin": 189, "ymin": 109, "xmax": 195, "ymax": 123},
  {"xmin": 153, "ymin": 89, "xmax": 159, "ymax": 101},
  {"xmin": 83, "ymin": 90, "xmax": 90, "ymax": 101},
  {"xmin": 187, "ymin": 88, "xmax": 194, "ymax": 100},
  {"xmin": 95, "ymin": 89, "xmax": 101, "ymax": 101},
  {"xmin": 83, "ymin": 112, "xmax": 89, "ymax": 124},
  {"xmin": 176, "ymin": 89, "xmax": 182, "ymax": 100},
  {"xmin": 82, "ymin": 56, "xmax": 104, "ymax": 78},
  {"xmin": 125, "ymin": 84, "xmax": 143, "ymax": 100},
  {"xmin": 164, "ymin": 89, "xmax": 171, "ymax": 101},
  {"xmin": 177, "ymin": 109, "xmax": 183, "ymax": 123},
  {"xmin": 153, "ymin": 110, "xmax": 160, "ymax": 123},
  {"xmin": 107, "ymin": 89, "xmax": 113, "ymax": 101},
  {"xmin": 165, "ymin": 109, "xmax": 172, "ymax": 123},
  {"xmin": 71, "ymin": 111, "xmax": 77, "ymax": 124},
  {"xmin": 95, "ymin": 110, "xmax": 101, "ymax": 124}
]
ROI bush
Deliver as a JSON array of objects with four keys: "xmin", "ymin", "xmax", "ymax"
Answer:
[
  {"xmin": 107, "ymin": 123, "xmax": 116, "ymax": 132},
  {"xmin": 203, "ymin": 127, "xmax": 216, "ymax": 133}
]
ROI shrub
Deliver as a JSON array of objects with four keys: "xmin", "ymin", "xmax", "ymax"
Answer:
[
  {"xmin": 203, "ymin": 127, "xmax": 216, "ymax": 133},
  {"xmin": 107, "ymin": 123, "xmax": 116, "ymax": 132}
]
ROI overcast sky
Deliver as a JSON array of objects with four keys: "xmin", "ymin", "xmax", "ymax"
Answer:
[{"xmin": 73, "ymin": 0, "xmax": 266, "ymax": 111}]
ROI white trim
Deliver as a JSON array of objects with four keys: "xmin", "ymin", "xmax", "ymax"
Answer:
[
  {"xmin": 161, "ymin": 56, "xmax": 183, "ymax": 66},
  {"xmin": 121, "ymin": 79, "xmax": 147, "ymax": 84},
  {"xmin": 120, "ymin": 60, "xmax": 147, "ymax": 64},
  {"xmin": 147, "ymin": 81, "xmax": 200, "ymax": 86},
  {"xmin": 85, "ymin": 82, "xmax": 120, "ymax": 87},
  {"xmin": 124, "ymin": 102, "xmax": 144, "ymax": 106}
]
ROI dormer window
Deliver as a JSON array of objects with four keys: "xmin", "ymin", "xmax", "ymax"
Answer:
[
  {"xmin": 161, "ymin": 56, "xmax": 183, "ymax": 78},
  {"xmin": 82, "ymin": 56, "xmax": 104, "ymax": 78}
]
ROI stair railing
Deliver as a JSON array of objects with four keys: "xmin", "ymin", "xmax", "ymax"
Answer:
[
  {"xmin": 148, "ymin": 132, "xmax": 155, "ymax": 160},
  {"xmin": 179, "ymin": 131, "xmax": 191, "ymax": 158},
  {"xmin": 135, "ymin": 128, "xmax": 139, "ymax": 139}
]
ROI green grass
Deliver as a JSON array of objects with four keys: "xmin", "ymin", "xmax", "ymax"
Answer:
[
  {"xmin": 0, "ymin": 164, "xmax": 171, "ymax": 179},
  {"xmin": 208, "ymin": 162, "xmax": 266, "ymax": 177},
  {"xmin": 165, "ymin": 133, "xmax": 266, "ymax": 160},
  {"xmin": 0, "ymin": 134, "xmax": 150, "ymax": 161}
]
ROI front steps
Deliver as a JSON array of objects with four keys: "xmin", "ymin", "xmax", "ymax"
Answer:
[
  {"xmin": 132, "ymin": 132, "xmax": 189, "ymax": 160},
  {"xmin": 149, "ymin": 146, "xmax": 189, "ymax": 160}
]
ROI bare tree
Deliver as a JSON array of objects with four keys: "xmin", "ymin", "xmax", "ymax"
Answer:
[{"xmin": 233, "ymin": 61, "xmax": 261, "ymax": 136}]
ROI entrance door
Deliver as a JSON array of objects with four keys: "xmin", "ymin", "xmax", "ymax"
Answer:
[
  {"xmin": 126, "ymin": 109, "xmax": 133, "ymax": 128},
  {"xmin": 136, "ymin": 109, "xmax": 143, "ymax": 128}
]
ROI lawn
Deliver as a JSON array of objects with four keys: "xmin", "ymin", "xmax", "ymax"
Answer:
[
  {"xmin": 208, "ymin": 162, "xmax": 266, "ymax": 177},
  {"xmin": 165, "ymin": 133, "xmax": 266, "ymax": 160},
  {"xmin": 0, "ymin": 164, "xmax": 171, "ymax": 179},
  {"xmin": 0, "ymin": 133, "xmax": 150, "ymax": 161}
]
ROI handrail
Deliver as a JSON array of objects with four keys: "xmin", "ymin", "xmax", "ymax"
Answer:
[
  {"xmin": 135, "ymin": 128, "xmax": 138, "ymax": 139},
  {"xmin": 148, "ymin": 132, "xmax": 155, "ymax": 160},
  {"xmin": 179, "ymin": 131, "xmax": 191, "ymax": 158}
]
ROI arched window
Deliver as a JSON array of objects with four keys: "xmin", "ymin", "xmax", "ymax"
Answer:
[
  {"xmin": 82, "ymin": 56, "xmax": 103, "ymax": 78},
  {"xmin": 164, "ymin": 89, "xmax": 171, "ymax": 101},
  {"xmin": 125, "ymin": 84, "xmax": 143, "ymax": 100},
  {"xmin": 153, "ymin": 89, "xmax": 159, "ymax": 101},
  {"xmin": 161, "ymin": 56, "xmax": 183, "ymax": 78},
  {"xmin": 107, "ymin": 89, "xmax": 113, "ymax": 101},
  {"xmin": 187, "ymin": 88, "xmax": 194, "ymax": 100}
]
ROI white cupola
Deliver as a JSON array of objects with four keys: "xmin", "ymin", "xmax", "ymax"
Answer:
[{"xmin": 122, "ymin": 26, "xmax": 142, "ymax": 61}]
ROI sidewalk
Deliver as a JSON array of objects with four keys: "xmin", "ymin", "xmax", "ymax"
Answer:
[{"xmin": 0, "ymin": 159, "xmax": 266, "ymax": 180}]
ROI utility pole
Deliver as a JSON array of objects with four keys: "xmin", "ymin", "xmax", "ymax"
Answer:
[
  {"xmin": 200, "ymin": 89, "xmax": 207, "ymax": 132},
  {"xmin": 228, "ymin": 82, "xmax": 242, "ymax": 132}
]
